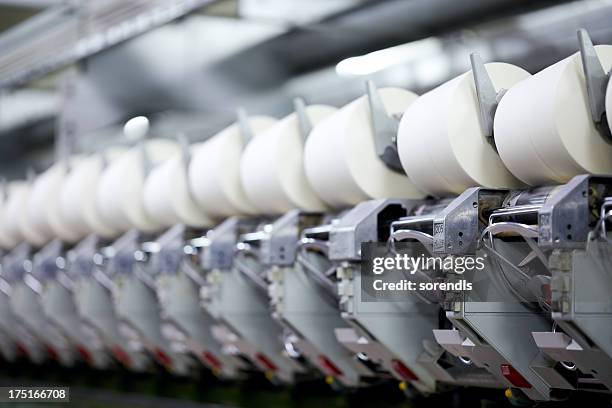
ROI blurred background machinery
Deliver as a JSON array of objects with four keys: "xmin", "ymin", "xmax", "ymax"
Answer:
[{"xmin": 0, "ymin": 0, "xmax": 611, "ymax": 176}]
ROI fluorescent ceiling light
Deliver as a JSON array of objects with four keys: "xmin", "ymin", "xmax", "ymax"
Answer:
[{"xmin": 335, "ymin": 37, "xmax": 443, "ymax": 77}]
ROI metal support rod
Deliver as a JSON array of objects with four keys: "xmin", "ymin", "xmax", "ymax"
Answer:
[
  {"xmin": 577, "ymin": 28, "xmax": 612, "ymax": 143},
  {"xmin": 366, "ymin": 80, "xmax": 404, "ymax": 173},
  {"xmin": 176, "ymin": 133, "xmax": 198, "ymax": 202},
  {"xmin": 293, "ymin": 97, "xmax": 313, "ymax": 142},
  {"xmin": 139, "ymin": 140, "xmax": 152, "ymax": 176},
  {"xmin": 237, "ymin": 107, "xmax": 254, "ymax": 146},
  {"xmin": 470, "ymin": 53, "xmax": 504, "ymax": 142},
  {"xmin": 176, "ymin": 133, "xmax": 190, "ymax": 166}
]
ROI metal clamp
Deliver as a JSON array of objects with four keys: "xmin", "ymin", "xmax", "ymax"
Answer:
[
  {"xmin": 470, "ymin": 53, "xmax": 506, "ymax": 151},
  {"xmin": 366, "ymin": 80, "xmax": 404, "ymax": 173},
  {"xmin": 298, "ymin": 237, "xmax": 330, "ymax": 257},
  {"xmin": 234, "ymin": 243, "xmax": 268, "ymax": 294},
  {"xmin": 294, "ymin": 97, "xmax": 313, "ymax": 142},
  {"xmin": 297, "ymin": 238, "xmax": 338, "ymax": 302},
  {"xmin": 390, "ymin": 229, "xmax": 435, "ymax": 255},
  {"xmin": 577, "ymin": 28, "xmax": 612, "ymax": 143}
]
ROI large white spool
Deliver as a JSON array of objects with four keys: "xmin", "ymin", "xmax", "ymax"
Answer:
[
  {"xmin": 188, "ymin": 116, "xmax": 277, "ymax": 218},
  {"xmin": 397, "ymin": 63, "xmax": 530, "ymax": 196},
  {"xmin": 96, "ymin": 139, "xmax": 180, "ymax": 233},
  {"xmin": 142, "ymin": 158, "xmax": 179, "ymax": 228},
  {"xmin": 143, "ymin": 152, "xmax": 215, "ymax": 229},
  {"xmin": 27, "ymin": 159, "xmax": 85, "ymax": 244},
  {"xmin": 9, "ymin": 181, "xmax": 49, "ymax": 247},
  {"xmin": 0, "ymin": 182, "xmax": 26, "ymax": 249},
  {"xmin": 303, "ymin": 87, "xmax": 424, "ymax": 208},
  {"xmin": 59, "ymin": 149, "xmax": 126, "ymax": 240},
  {"xmin": 26, "ymin": 169, "xmax": 60, "ymax": 245},
  {"xmin": 240, "ymin": 105, "xmax": 336, "ymax": 214},
  {"xmin": 494, "ymin": 45, "xmax": 612, "ymax": 185}
]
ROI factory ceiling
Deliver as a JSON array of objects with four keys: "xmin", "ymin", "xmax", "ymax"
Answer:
[{"xmin": 0, "ymin": 0, "xmax": 610, "ymax": 177}]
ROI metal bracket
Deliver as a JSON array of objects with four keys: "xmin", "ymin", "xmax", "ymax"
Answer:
[
  {"xmin": 293, "ymin": 97, "xmax": 313, "ymax": 142},
  {"xmin": 176, "ymin": 133, "xmax": 198, "ymax": 202},
  {"xmin": 151, "ymin": 224, "xmax": 186, "ymax": 276},
  {"xmin": 470, "ymin": 53, "xmax": 506, "ymax": 150},
  {"xmin": 259, "ymin": 210, "xmax": 323, "ymax": 266},
  {"xmin": 366, "ymin": 80, "xmax": 404, "ymax": 173},
  {"xmin": 539, "ymin": 175, "xmax": 612, "ymax": 249},
  {"xmin": 330, "ymin": 198, "xmax": 414, "ymax": 261},
  {"xmin": 202, "ymin": 217, "xmax": 260, "ymax": 270},
  {"xmin": 2, "ymin": 242, "xmax": 31, "ymax": 283},
  {"xmin": 107, "ymin": 230, "xmax": 141, "ymax": 276},
  {"xmin": 577, "ymin": 28, "xmax": 612, "ymax": 143},
  {"xmin": 67, "ymin": 234, "xmax": 100, "ymax": 278},
  {"xmin": 433, "ymin": 188, "xmax": 508, "ymax": 255},
  {"xmin": 32, "ymin": 239, "xmax": 64, "ymax": 281},
  {"xmin": 237, "ymin": 108, "xmax": 255, "ymax": 147}
]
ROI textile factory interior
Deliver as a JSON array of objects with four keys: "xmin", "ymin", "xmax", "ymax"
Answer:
[{"xmin": 1, "ymin": 0, "xmax": 612, "ymax": 406}]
